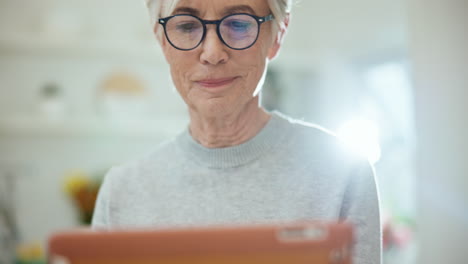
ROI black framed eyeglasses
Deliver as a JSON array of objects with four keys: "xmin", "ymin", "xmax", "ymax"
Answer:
[{"xmin": 158, "ymin": 13, "xmax": 274, "ymax": 51}]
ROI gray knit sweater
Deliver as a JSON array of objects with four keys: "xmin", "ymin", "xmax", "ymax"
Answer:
[{"xmin": 92, "ymin": 112, "xmax": 381, "ymax": 264}]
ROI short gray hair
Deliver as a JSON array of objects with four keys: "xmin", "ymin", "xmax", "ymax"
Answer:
[{"xmin": 145, "ymin": 0, "xmax": 292, "ymax": 40}]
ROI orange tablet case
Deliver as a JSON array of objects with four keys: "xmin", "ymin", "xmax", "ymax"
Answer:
[{"xmin": 48, "ymin": 222, "xmax": 353, "ymax": 264}]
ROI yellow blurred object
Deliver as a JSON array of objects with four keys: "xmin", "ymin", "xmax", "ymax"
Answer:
[
  {"xmin": 16, "ymin": 242, "xmax": 44, "ymax": 261},
  {"xmin": 100, "ymin": 71, "xmax": 146, "ymax": 96},
  {"xmin": 63, "ymin": 170, "xmax": 91, "ymax": 196},
  {"xmin": 63, "ymin": 169, "xmax": 102, "ymax": 225}
]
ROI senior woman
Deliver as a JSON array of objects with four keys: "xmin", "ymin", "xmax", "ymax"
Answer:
[{"xmin": 92, "ymin": 0, "xmax": 381, "ymax": 263}]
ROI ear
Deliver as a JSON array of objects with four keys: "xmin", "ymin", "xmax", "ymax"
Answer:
[{"xmin": 267, "ymin": 14, "xmax": 290, "ymax": 60}]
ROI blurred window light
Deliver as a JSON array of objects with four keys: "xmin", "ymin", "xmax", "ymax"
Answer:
[
  {"xmin": 363, "ymin": 61, "xmax": 415, "ymax": 142},
  {"xmin": 337, "ymin": 119, "xmax": 381, "ymax": 165}
]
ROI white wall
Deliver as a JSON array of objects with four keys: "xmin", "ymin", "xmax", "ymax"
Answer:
[{"xmin": 409, "ymin": 1, "xmax": 468, "ymax": 263}]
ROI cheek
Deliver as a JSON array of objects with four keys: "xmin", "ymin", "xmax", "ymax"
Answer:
[
  {"xmin": 240, "ymin": 48, "xmax": 268, "ymax": 85},
  {"xmin": 244, "ymin": 59, "xmax": 266, "ymax": 80},
  {"xmin": 167, "ymin": 53, "xmax": 193, "ymax": 87},
  {"xmin": 163, "ymin": 43, "xmax": 190, "ymax": 83}
]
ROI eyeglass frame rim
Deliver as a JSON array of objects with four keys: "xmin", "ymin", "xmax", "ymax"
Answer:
[{"xmin": 158, "ymin": 13, "xmax": 275, "ymax": 51}]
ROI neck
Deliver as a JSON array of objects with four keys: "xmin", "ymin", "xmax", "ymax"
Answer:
[{"xmin": 188, "ymin": 99, "xmax": 271, "ymax": 148}]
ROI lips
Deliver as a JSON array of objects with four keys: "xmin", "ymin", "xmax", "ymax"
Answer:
[{"xmin": 195, "ymin": 77, "xmax": 238, "ymax": 88}]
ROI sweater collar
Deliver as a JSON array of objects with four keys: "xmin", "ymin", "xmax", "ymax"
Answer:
[{"xmin": 176, "ymin": 111, "xmax": 292, "ymax": 169}]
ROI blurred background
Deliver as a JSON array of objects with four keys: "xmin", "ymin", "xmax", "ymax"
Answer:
[{"xmin": 0, "ymin": 0, "xmax": 466, "ymax": 264}]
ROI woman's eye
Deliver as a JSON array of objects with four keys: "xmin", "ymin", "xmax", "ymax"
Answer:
[
  {"xmin": 227, "ymin": 20, "xmax": 252, "ymax": 32},
  {"xmin": 176, "ymin": 22, "xmax": 200, "ymax": 32}
]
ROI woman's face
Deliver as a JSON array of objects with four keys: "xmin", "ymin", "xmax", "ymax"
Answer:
[{"xmin": 157, "ymin": 0, "xmax": 281, "ymax": 117}]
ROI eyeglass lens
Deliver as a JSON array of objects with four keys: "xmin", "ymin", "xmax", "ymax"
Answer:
[{"xmin": 164, "ymin": 14, "xmax": 259, "ymax": 50}]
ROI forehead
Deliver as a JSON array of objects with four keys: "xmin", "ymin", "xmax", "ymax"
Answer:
[{"xmin": 173, "ymin": 0, "xmax": 270, "ymax": 17}]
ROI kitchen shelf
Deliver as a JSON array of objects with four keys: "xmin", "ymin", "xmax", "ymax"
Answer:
[
  {"xmin": 0, "ymin": 34, "xmax": 165, "ymax": 64},
  {"xmin": 0, "ymin": 114, "xmax": 188, "ymax": 138}
]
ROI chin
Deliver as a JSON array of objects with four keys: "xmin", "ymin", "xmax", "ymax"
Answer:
[{"xmin": 192, "ymin": 98, "xmax": 239, "ymax": 117}]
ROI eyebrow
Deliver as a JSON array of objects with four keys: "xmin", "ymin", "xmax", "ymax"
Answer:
[
  {"xmin": 222, "ymin": 5, "xmax": 257, "ymax": 16},
  {"xmin": 171, "ymin": 5, "xmax": 257, "ymax": 18},
  {"xmin": 172, "ymin": 7, "xmax": 200, "ymax": 16}
]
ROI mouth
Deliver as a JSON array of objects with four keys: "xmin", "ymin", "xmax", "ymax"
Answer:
[{"xmin": 195, "ymin": 77, "xmax": 238, "ymax": 89}]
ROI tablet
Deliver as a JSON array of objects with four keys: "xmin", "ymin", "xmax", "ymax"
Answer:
[{"xmin": 48, "ymin": 222, "xmax": 353, "ymax": 264}]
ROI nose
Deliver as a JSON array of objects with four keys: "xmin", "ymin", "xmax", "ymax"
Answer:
[{"xmin": 199, "ymin": 27, "xmax": 228, "ymax": 65}]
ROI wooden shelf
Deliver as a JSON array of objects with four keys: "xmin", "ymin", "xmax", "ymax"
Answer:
[
  {"xmin": 0, "ymin": 115, "xmax": 188, "ymax": 138},
  {"xmin": 0, "ymin": 33, "xmax": 165, "ymax": 64}
]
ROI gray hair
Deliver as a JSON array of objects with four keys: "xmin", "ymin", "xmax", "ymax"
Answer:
[{"xmin": 145, "ymin": 0, "xmax": 292, "ymax": 40}]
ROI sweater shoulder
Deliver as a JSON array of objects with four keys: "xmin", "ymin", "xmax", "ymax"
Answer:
[
  {"xmin": 277, "ymin": 114, "xmax": 340, "ymax": 150},
  {"xmin": 277, "ymin": 113, "xmax": 369, "ymax": 167},
  {"xmin": 105, "ymin": 137, "xmax": 179, "ymax": 184}
]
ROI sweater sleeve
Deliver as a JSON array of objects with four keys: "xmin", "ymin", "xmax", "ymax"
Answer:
[
  {"xmin": 340, "ymin": 161, "xmax": 382, "ymax": 264},
  {"xmin": 91, "ymin": 168, "xmax": 115, "ymax": 229}
]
